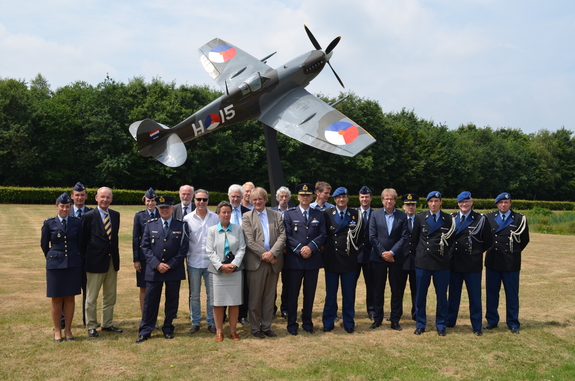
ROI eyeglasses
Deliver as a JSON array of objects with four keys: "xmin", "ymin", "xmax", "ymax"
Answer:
[{"xmin": 195, "ymin": 198, "xmax": 208, "ymax": 202}]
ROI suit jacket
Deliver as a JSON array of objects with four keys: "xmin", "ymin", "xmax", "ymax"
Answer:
[
  {"xmin": 357, "ymin": 208, "xmax": 373, "ymax": 264},
  {"xmin": 141, "ymin": 218, "xmax": 188, "ymax": 281},
  {"xmin": 81, "ymin": 208, "xmax": 120, "ymax": 273},
  {"xmin": 403, "ymin": 215, "xmax": 416, "ymax": 271},
  {"xmin": 41, "ymin": 216, "xmax": 83, "ymax": 269},
  {"xmin": 485, "ymin": 210, "xmax": 529, "ymax": 272},
  {"xmin": 283, "ymin": 207, "xmax": 326, "ymax": 270},
  {"xmin": 323, "ymin": 207, "xmax": 361, "ymax": 273},
  {"xmin": 449, "ymin": 210, "xmax": 493, "ymax": 273},
  {"xmin": 412, "ymin": 210, "xmax": 454, "ymax": 271},
  {"xmin": 132, "ymin": 208, "xmax": 158, "ymax": 262},
  {"xmin": 206, "ymin": 223, "xmax": 246, "ymax": 274},
  {"xmin": 242, "ymin": 208, "xmax": 286, "ymax": 273},
  {"xmin": 369, "ymin": 208, "xmax": 408, "ymax": 264},
  {"xmin": 172, "ymin": 202, "xmax": 196, "ymax": 221}
]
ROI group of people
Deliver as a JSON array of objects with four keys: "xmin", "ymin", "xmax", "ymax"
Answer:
[{"xmin": 41, "ymin": 180, "xmax": 529, "ymax": 343}]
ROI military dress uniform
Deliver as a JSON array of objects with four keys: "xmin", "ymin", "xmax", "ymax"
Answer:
[
  {"xmin": 356, "ymin": 201, "xmax": 375, "ymax": 320},
  {"xmin": 322, "ymin": 200, "xmax": 361, "ymax": 332},
  {"xmin": 138, "ymin": 200, "xmax": 189, "ymax": 340},
  {"xmin": 447, "ymin": 207, "xmax": 493, "ymax": 333},
  {"xmin": 484, "ymin": 194, "xmax": 529, "ymax": 332},
  {"xmin": 283, "ymin": 193, "xmax": 327, "ymax": 334}
]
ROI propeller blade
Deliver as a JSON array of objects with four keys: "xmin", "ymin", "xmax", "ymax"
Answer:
[
  {"xmin": 325, "ymin": 36, "xmax": 341, "ymax": 55},
  {"xmin": 328, "ymin": 62, "xmax": 345, "ymax": 89},
  {"xmin": 304, "ymin": 24, "xmax": 322, "ymax": 50}
]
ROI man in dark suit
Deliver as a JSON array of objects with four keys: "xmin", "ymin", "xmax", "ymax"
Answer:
[
  {"xmin": 356, "ymin": 186, "xmax": 375, "ymax": 321},
  {"xmin": 484, "ymin": 192, "xmax": 529, "ymax": 334},
  {"xmin": 447, "ymin": 191, "xmax": 493, "ymax": 336},
  {"xmin": 400, "ymin": 193, "xmax": 419, "ymax": 321},
  {"xmin": 271, "ymin": 185, "xmax": 292, "ymax": 318},
  {"xmin": 411, "ymin": 191, "xmax": 455, "ymax": 336},
  {"xmin": 136, "ymin": 196, "xmax": 189, "ymax": 342},
  {"xmin": 228, "ymin": 183, "xmax": 251, "ymax": 325},
  {"xmin": 283, "ymin": 183, "xmax": 326, "ymax": 335},
  {"xmin": 322, "ymin": 187, "xmax": 361, "ymax": 334},
  {"xmin": 242, "ymin": 187, "xmax": 286, "ymax": 339},
  {"xmin": 172, "ymin": 184, "xmax": 195, "ymax": 221},
  {"xmin": 369, "ymin": 188, "xmax": 408, "ymax": 331},
  {"xmin": 81, "ymin": 187, "xmax": 122, "ymax": 337}
]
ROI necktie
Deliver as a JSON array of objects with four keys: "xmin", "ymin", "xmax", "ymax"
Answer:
[
  {"xmin": 233, "ymin": 208, "xmax": 240, "ymax": 225},
  {"xmin": 433, "ymin": 214, "xmax": 437, "ymax": 223},
  {"xmin": 303, "ymin": 210, "xmax": 308, "ymax": 223},
  {"xmin": 363, "ymin": 210, "xmax": 367, "ymax": 222},
  {"xmin": 340, "ymin": 211, "xmax": 344, "ymax": 220},
  {"xmin": 76, "ymin": 209, "xmax": 82, "ymax": 218},
  {"xmin": 461, "ymin": 215, "xmax": 466, "ymax": 224},
  {"xmin": 502, "ymin": 214, "xmax": 506, "ymax": 222},
  {"xmin": 164, "ymin": 220, "xmax": 169, "ymax": 232},
  {"xmin": 183, "ymin": 206, "xmax": 188, "ymax": 217},
  {"xmin": 258, "ymin": 212, "xmax": 270, "ymax": 251},
  {"xmin": 150, "ymin": 211, "xmax": 155, "ymax": 219},
  {"xmin": 103, "ymin": 211, "xmax": 112, "ymax": 240},
  {"xmin": 62, "ymin": 218, "xmax": 67, "ymax": 231},
  {"xmin": 409, "ymin": 217, "xmax": 413, "ymax": 231}
]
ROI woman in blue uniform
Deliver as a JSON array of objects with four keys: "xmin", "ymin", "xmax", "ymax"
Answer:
[
  {"xmin": 40, "ymin": 193, "xmax": 83, "ymax": 342},
  {"xmin": 132, "ymin": 188, "xmax": 158, "ymax": 314}
]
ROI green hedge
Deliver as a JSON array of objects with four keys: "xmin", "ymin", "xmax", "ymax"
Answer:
[{"xmin": 1, "ymin": 186, "xmax": 574, "ymax": 210}]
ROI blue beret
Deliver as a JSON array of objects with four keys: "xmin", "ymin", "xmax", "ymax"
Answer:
[
  {"xmin": 494, "ymin": 192, "xmax": 511, "ymax": 203},
  {"xmin": 57, "ymin": 192, "xmax": 72, "ymax": 204},
  {"xmin": 73, "ymin": 182, "xmax": 86, "ymax": 192},
  {"xmin": 359, "ymin": 186, "xmax": 372, "ymax": 195},
  {"xmin": 457, "ymin": 191, "xmax": 471, "ymax": 202},
  {"xmin": 332, "ymin": 187, "xmax": 348, "ymax": 198},
  {"xmin": 144, "ymin": 187, "xmax": 157, "ymax": 199},
  {"xmin": 155, "ymin": 195, "xmax": 176, "ymax": 207},
  {"xmin": 426, "ymin": 191, "xmax": 442, "ymax": 201}
]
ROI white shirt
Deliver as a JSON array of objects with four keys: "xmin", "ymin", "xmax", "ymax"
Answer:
[{"xmin": 184, "ymin": 209, "xmax": 219, "ymax": 268}]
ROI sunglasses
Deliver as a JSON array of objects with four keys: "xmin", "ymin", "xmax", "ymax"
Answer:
[{"xmin": 195, "ymin": 198, "xmax": 208, "ymax": 202}]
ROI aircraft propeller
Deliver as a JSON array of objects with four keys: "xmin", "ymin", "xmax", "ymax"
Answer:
[{"xmin": 304, "ymin": 25, "xmax": 345, "ymax": 88}]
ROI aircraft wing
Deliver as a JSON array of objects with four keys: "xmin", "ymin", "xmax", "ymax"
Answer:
[
  {"xmin": 198, "ymin": 38, "xmax": 272, "ymax": 90},
  {"xmin": 257, "ymin": 87, "xmax": 376, "ymax": 157}
]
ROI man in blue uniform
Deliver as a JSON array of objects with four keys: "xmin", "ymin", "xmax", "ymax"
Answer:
[
  {"xmin": 411, "ymin": 191, "xmax": 455, "ymax": 336},
  {"xmin": 447, "ymin": 191, "xmax": 493, "ymax": 336},
  {"xmin": 356, "ymin": 186, "xmax": 375, "ymax": 322},
  {"xmin": 400, "ymin": 193, "xmax": 419, "ymax": 321},
  {"xmin": 484, "ymin": 192, "xmax": 529, "ymax": 334},
  {"xmin": 283, "ymin": 183, "xmax": 326, "ymax": 335},
  {"xmin": 136, "ymin": 196, "xmax": 189, "ymax": 342}
]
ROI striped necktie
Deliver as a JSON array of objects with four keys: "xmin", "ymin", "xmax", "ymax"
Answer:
[{"xmin": 103, "ymin": 211, "xmax": 112, "ymax": 240}]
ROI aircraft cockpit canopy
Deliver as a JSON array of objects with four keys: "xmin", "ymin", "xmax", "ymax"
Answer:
[{"xmin": 239, "ymin": 73, "xmax": 265, "ymax": 95}]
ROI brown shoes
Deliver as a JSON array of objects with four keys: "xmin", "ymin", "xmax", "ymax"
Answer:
[
  {"xmin": 215, "ymin": 332, "xmax": 224, "ymax": 342},
  {"xmin": 230, "ymin": 332, "xmax": 240, "ymax": 341}
]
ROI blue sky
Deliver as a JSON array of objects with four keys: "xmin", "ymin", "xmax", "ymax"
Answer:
[{"xmin": 1, "ymin": 0, "xmax": 574, "ymax": 134}]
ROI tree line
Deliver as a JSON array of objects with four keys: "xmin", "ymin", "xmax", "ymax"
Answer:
[{"xmin": 1, "ymin": 75, "xmax": 574, "ymax": 201}]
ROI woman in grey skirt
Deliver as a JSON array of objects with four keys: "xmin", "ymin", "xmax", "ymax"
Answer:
[{"xmin": 207, "ymin": 201, "xmax": 246, "ymax": 342}]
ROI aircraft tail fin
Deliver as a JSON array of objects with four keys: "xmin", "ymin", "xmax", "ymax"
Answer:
[{"xmin": 129, "ymin": 119, "xmax": 187, "ymax": 167}]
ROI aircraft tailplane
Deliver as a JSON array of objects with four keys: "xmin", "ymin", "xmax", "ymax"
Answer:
[{"xmin": 129, "ymin": 119, "xmax": 187, "ymax": 167}]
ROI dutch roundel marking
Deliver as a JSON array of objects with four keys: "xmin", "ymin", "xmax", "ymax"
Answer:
[
  {"xmin": 325, "ymin": 122, "xmax": 359, "ymax": 145},
  {"xmin": 205, "ymin": 113, "xmax": 221, "ymax": 130},
  {"xmin": 149, "ymin": 129, "xmax": 160, "ymax": 140},
  {"xmin": 209, "ymin": 45, "xmax": 236, "ymax": 63}
]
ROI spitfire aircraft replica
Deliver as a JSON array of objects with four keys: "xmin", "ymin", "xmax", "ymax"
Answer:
[{"xmin": 129, "ymin": 26, "xmax": 376, "ymax": 167}]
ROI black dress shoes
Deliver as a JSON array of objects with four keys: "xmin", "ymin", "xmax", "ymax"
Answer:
[
  {"xmin": 322, "ymin": 326, "xmax": 334, "ymax": 332},
  {"xmin": 303, "ymin": 329, "xmax": 315, "ymax": 335},
  {"xmin": 288, "ymin": 330, "xmax": 298, "ymax": 336},
  {"xmin": 88, "ymin": 329, "xmax": 99, "ymax": 337},
  {"xmin": 474, "ymin": 330, "xmax": 483, "ymax": 336},
  {"xmin": 136, "ymin": 334, "xmax": 150, "ymax": 343},
  {"xmin": 239, "ymin": 318, "xmax": 250, "ymax": 325},
  {"xmin": 414, "ymin": 328, "xmax": 425, "ymax": 335},
  {"xmin": 390, "ymin": 322, "xmax": 403, "ymax": 331},
  {"xmin": 207, "ymin": 325, "xmax": 217, "ymax": 334},
  {"xmin": 102, "ymin": 326, "xmax": 123, "ymax": 333},
  {"xmin": 344, "ymin": 327, "xmax": 354, "ymax": 334},
  {"xmin": 164, "ymin": 333, "xmax": 174, "ymax": 339},
  {"xmin": 188, "ymin": 325, "xmax": 200, "ymax": 334},
  {"xmin": 370, "ymin": 321, "xmax": 382, "ymax": 329},
  {"xmin": 483, "ymin": 324, "xmax": 498, "ymax": 330},
  {"xmin": 511, "ymin": 327, "xmax": 520, "ymax": 334},
  {"xmin": 252, "ymin": 331, "xmax": 265, "ymax": 339},
  {"xmin": 263, "ymin": 330, "xmax": 277, "ymax": 337},
  {"xmin": 437, "ymin": 329, "xmax": 446, "ymax": 337}
]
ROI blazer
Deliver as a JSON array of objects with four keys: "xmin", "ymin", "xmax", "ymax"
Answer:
[
  {"xmin": 369, "ymin": 208, "xmax": 408, "ymax": 264},
  {"xmin": 449, "ymin": 210, "xmax": 493, "ymax": 273},
  {"xmin": 242, "ymin": 208, "xmax": 286, "ymax": 273},
  {"xmin": 206, "ymin": 223, "xmax": 246, "ymax": 274},
  {"xmin": 411, "ymin": 210, "xmax": 454, "ymax": 271},
  {"xmin": 141, "ymin": 218, "xmax": 188, "ymax": 281},
  {"xmin": 323, "ymin": 207, "xmax": 361, "ymax": 273},
  {"xmin": 485, "ymin": 210, "xmax": 529, "ymax": 272},
  {"xmin": 283, "ymin": 207, "xmax": 326, "ymax": 270},
  {"xmin": 41, "ymin": 216, "xmax": 83, "ymax": 269},
  {"xmin": 172, "ymin": 202, "xmax": 196, "ymax": 221},
  {"xmin": 81, "ymin": 207, "xmax": 120, "ymax": 273},
  {"xmin": 132, "ymin": 208, "xmax": 158, "ymax": 262}
]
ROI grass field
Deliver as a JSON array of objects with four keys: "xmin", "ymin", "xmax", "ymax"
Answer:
[{"xmin": 1, "ymin": 204, "xmax": 574, "ymax": 380}]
